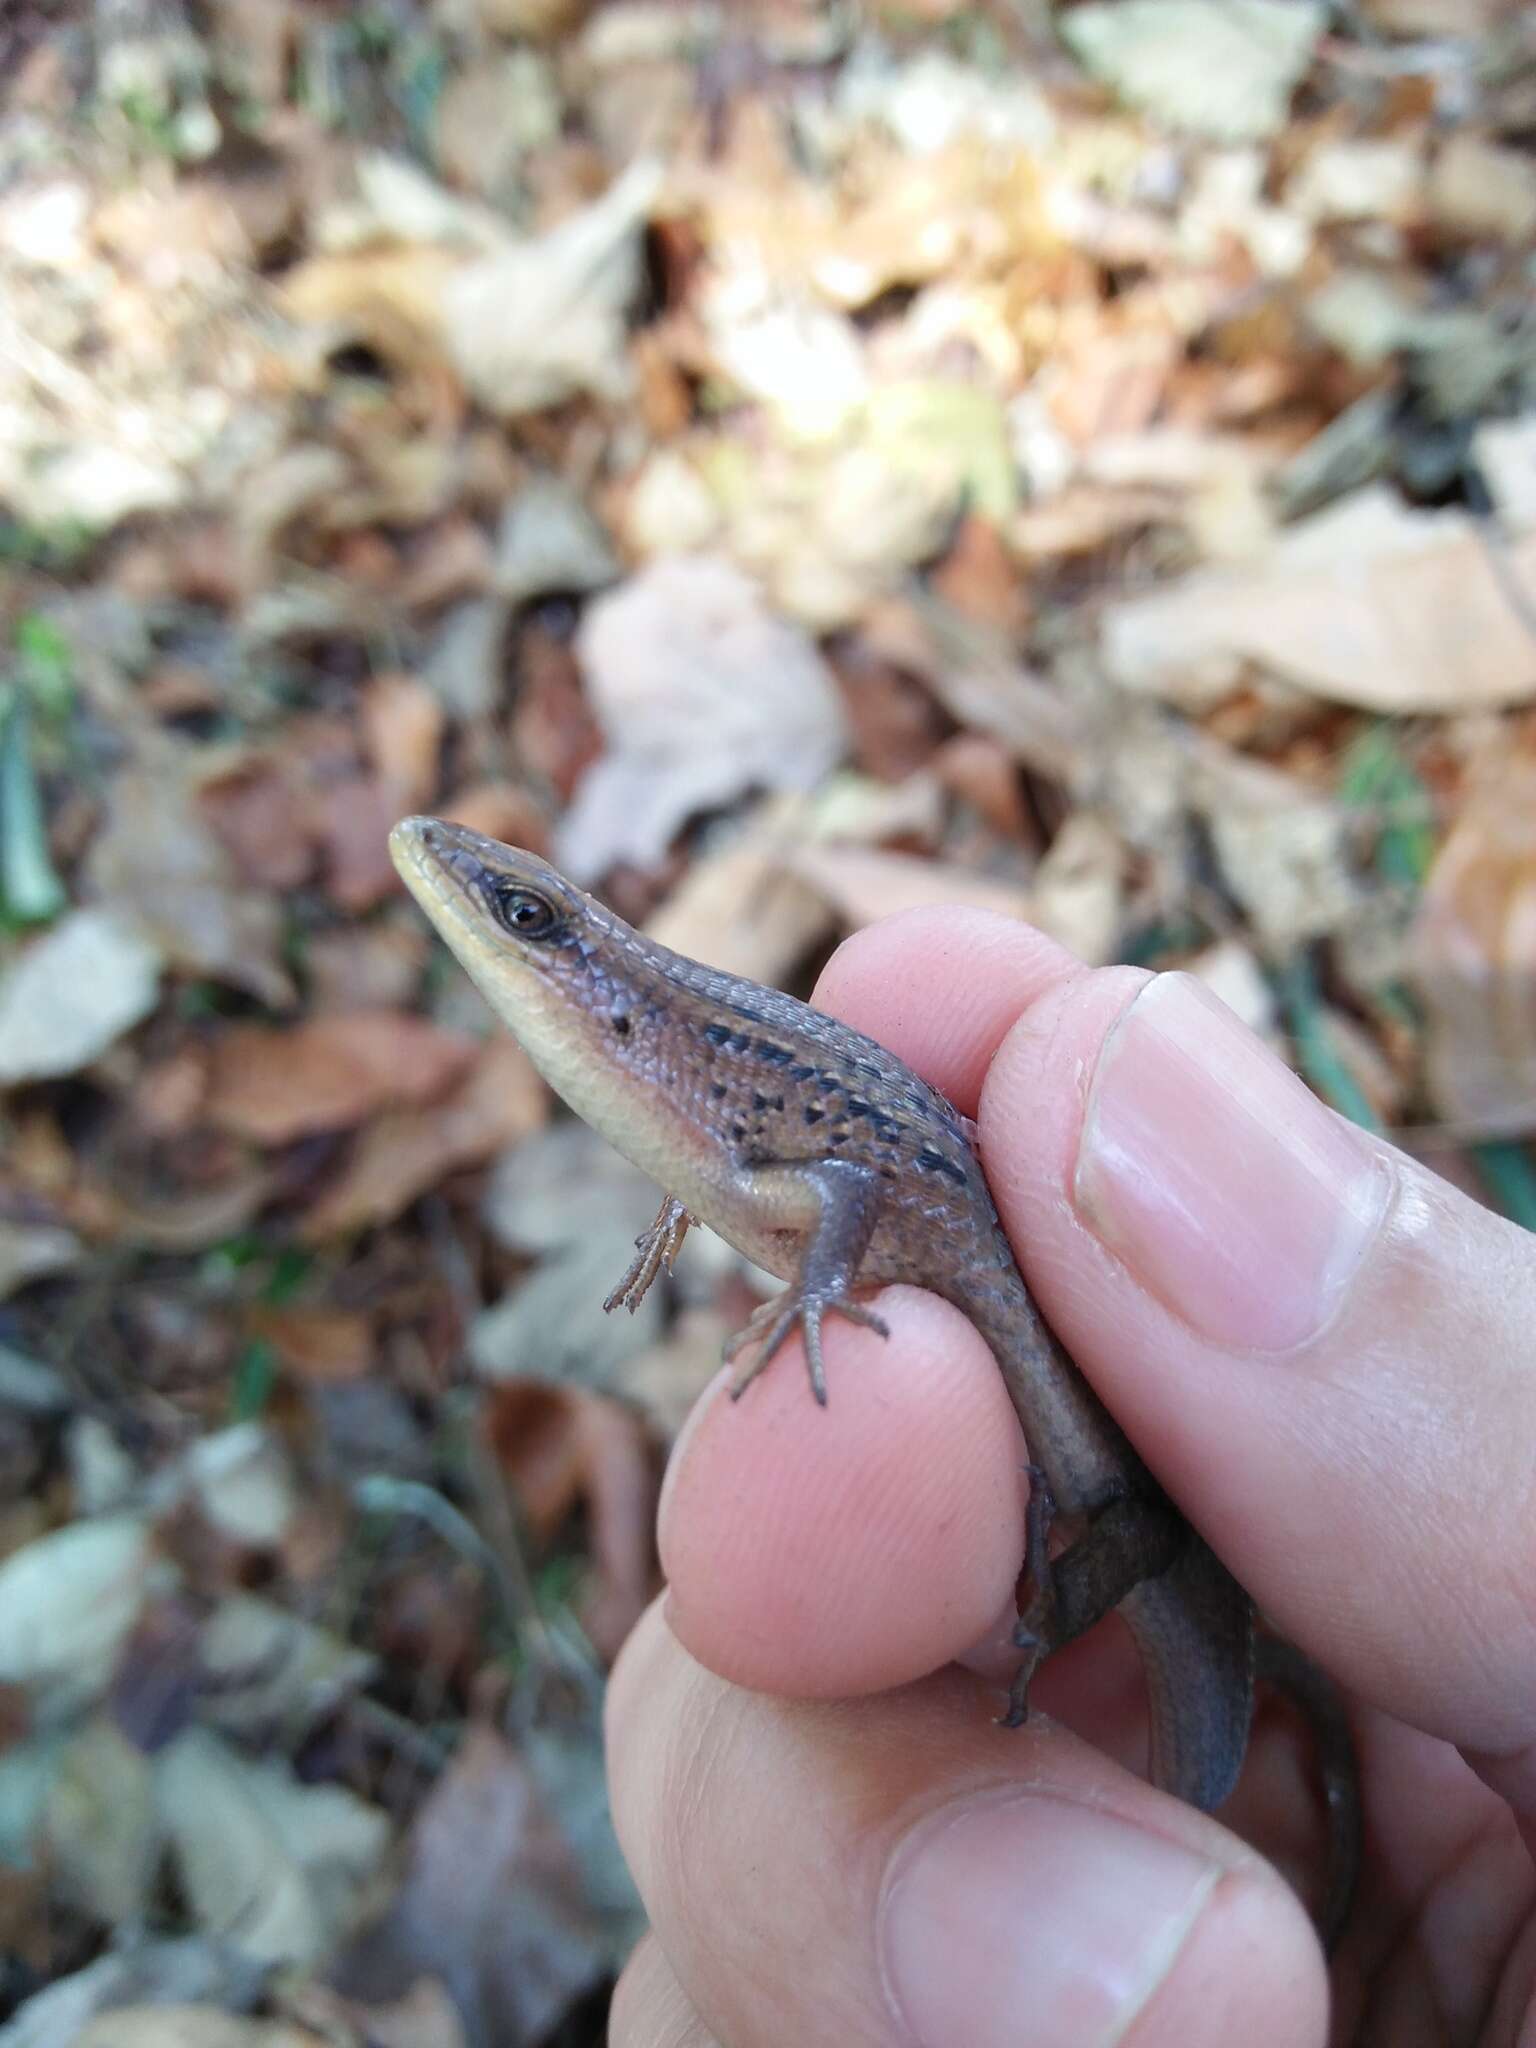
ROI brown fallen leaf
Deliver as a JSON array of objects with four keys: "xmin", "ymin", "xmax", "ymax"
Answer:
[
  {"xmin": 440, "ymin": 782, "xmax": 554, "ymax": 855},
  {"xmin": 207, "ymin": 1013, "xmax": 479, "ymax": 1146},
  {"xmin": 306, "ymin": 924, "xmax": 431, "ymax": 1014},
  {"xmin": 361, "ymin": 673, "xmax": 445, "ymax": 811},
  {"xmin": 245, "ymin": 1306, "xmax": 374, "ymax": 1384},
  {"xmin": 1412, "ymin": 758, "xmax": 1536, "ymax": 1129},
  {"xmin": 197, "ymin": 755, "xmax": 317, "ymax": 892},
  {"xmin": 301, "ymin": 1036, "xmax": 547, "ymax": 1240},
  {"xmin": 643, "ymin": 808, "xmax": 835, "ymax": 985},
  {"xmin": 562, "ymin": 555, "xmax": 848, "ymax": 879},
  {"xmin": 483, "ymin": 1381, "xmax": 658, "ymax": 1659},
  {"xmin": 332, "ymin": 1721, "xmax": 607, "ymax": 2048},
  {"xmin": 927, "ymin": 512, "xmax": 1031, "ymax": 639},
  {"xmin": 318, "ymin": 777, "xmax": 409, "ymax": 913},
  {"xmin": 932, "ymin": 734, "xmax": 1032, "ymax": 843},
  {"xmin": 784, "ymin": 843, "xmax": 1033, "ymax": 929},
  {"xmin": 86, "ymin": 755, "xmax": 294, "ymax": 1009},
  {"xmin": 510, "ymin": 623, "xmax": 604, "ymax": 804},
  {"xmin": 826, "ymin": 639, "xmax": 954, "ymax": 784},
  {"xmin": 1103, "ymin": 492, "xmax": 1536, "ymax": 714}
]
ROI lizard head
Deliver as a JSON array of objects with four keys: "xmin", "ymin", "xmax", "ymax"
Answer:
[
  {"xmin": 387, "ymin": 816, "xmax": 613, "ymax": 1062},
  {"xmin": 389, "ymin": 816, "xmax": 588, "ymax": 959}
]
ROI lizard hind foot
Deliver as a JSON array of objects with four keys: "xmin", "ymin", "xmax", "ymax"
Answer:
[{"xmin": 724, "ymin": 1288, "xmax": 890, "ymax": 1406}]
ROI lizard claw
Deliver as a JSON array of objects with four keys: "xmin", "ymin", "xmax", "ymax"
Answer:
[
  {"xmin": 603, "ymin": 1196, "xmax": 691, "ymax": 1315},
  {"xmin": 724, "ymin": 1289, "xmax": 889, "ymax": 1405}
]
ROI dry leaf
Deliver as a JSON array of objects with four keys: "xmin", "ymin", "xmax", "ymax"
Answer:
[
  {"xmin": 483, "ymin": 1382, "xmax": 657, "ymax": 1658},
  {"xmin": 0, "ymin": 1219, "xmax": 83, "ymax": 1301},
  {"xmin": 1194, "ymin": 752, "xmax": 1358, "ymax": 950},
  {"xmin": 361, "ymin": 673, "xmax": 445, "ymax": 810},
  {"xmin": 332, "ymin": 1722, "xmax": 606, "ymax": 2048},
  {"xmin": 1062, "ymin": 0, "xmax": 1323, "ymax": 143},
  {"xmin": 442, "ymin": 161, "xmax": 659, "ymax": 416},
  {"xmin": 469, "ymin": 1230, "xmax": 667, "ymax": 1385},
  {"xmin": 1412, "ymin": 760, "xmax": 1536, "ymax": 1127},
  {"xmin": 244, "ymin": 1306, "xmax": 373, "ymax": 1384},
  {"xmin": 197, "ymin": 1594, "xmax": 378, "ymax": 1742},
  {"xmin": 196, "ymin": 758, "xmax": 316, "ymax": 893},
  {"xmin": 206, "ymin": 1012, "xmax": 477, "ymax": 1145},
  {"xmin": 1427, "ymin": 135, "xmax": 1536, "ymax": 245},
  {"xmin": 155, "ymin": 1727, "xmax": 388, "ymax": 1966},
  {"xmin": 643, "ymin": 809, "xmax": 835, "ymax": 984},
  {"xmin": 1102, "ymin": 490, "xmax": 1536, "ymax": 715},
  {"xmin": 85, "ymin": 758, "xmax": 294, "ymax": 1009},
  {"xmin": 305, "ymin": 924, "xmax": 430, "ymax": 1014},
  {"xmin": 301, "ymin": 1035, "xmax": 546, "ymax": 1240},
  {"xmin": 75, "ymin": 2011, "xmax": 321, "ymax": 2048},
  {"xmin": 561, "ymin": 556, "xmax": 848, "ymax": 878},
  {"xmin": 0, "ymin": 910, "xmax": 162, "ymax": 1086},
  {"xmin": 317, "ymin": 777, "xmax": 408, "ymax": 913},
  {"xmin": 1029, "ymin": 814, "xmax": 1125, "ymax": 965},
  {"xmin": 784, "ymin": 844, "xmax": 1033, "ymax": 928},
  {"xmin": 0, "ymin": 1515, "xmax": 153, "ymax": 1723}
]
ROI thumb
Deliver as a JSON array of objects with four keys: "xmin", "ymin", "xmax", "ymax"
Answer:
[{"xmin": 978, "ymin": 965, "xmax": 1536, "ymax": 1792}]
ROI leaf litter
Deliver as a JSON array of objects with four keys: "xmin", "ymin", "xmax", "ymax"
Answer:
[{"xmin": 3, "ymin": 1, "xmax": 1536, "ymax": 2039}]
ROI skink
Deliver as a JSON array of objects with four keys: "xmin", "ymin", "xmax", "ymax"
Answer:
[{"xmin": 389, "ymin": 815, "xmax": 1359, "ymax": 1944}]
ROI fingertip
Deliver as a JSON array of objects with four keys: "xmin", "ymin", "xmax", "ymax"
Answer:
[
  {"xmin": 658, "ymin": 1287, "xmax": 1027, "ymax": 1701},
  {"xmin": 813, "ymin": 909, "xmax": 1086, "ymax": 1111}
]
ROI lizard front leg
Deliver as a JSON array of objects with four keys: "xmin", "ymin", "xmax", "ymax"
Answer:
[
  {"xmin": 721, "ymin": 1158, "xmax": 890, "ymax": 1405},
  {"xmin": 604, "ymin": 1194, "xmax": 693, "ymax": 1314}
]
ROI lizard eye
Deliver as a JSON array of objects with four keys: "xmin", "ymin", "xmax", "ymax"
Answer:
[{"xmin": 491, "ymin": 883, "xmax": 558, "ymax": 939}]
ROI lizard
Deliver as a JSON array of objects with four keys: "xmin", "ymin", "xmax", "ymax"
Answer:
[{"xmin": 388, "ymin": 814, "xmax": 1360, "ymax": 1946}]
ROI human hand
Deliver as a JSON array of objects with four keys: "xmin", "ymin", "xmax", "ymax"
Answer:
[{"xmin": 605, "ymin": 911, "xmax": 1536, "ymax": 2048}]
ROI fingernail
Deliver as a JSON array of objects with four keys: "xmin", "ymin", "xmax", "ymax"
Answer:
[
  {"xmin": 1075, "ymin": 974, "xmax": 1389, "ymax": 1351},
  {"xmin": 881, "ymin": 1793, "xmax": 1217, "ymax": 2048}
]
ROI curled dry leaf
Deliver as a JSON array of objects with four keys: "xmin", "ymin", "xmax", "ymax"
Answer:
[
  {"xmin": 1061, "ymin": 0, "xmax": 1323, "ymax": 144},
  {"xmin": 1029, "ymin": 813, "xmax": 1126, "ymax": 966},
  {"xmin": 86, "ymin": 758, "xmax": 294, "ymax": 1009},
  {"xmin": 0, "ymin": 1515, "xmax": 154, "ymax": 1724},
  {"xmin": 300, "ymin": 1035, "xmax": 547, "ymax": 1241},
  {"xmin": 206, "ymin": 1012, "xmax": 478, "ymax": 1146},
  {"xmin": 1102, "ymin": 490, "xmax": 1536, "ymax": 715},
  {"xmin": 332, "ymin": 1721, "xmax": 607, "ymax": 2048},
  {"xmin": 0, "ymin": 910, "xmax": 162, "ymax": 1086},
  {"xmin": 642, "ymin": 801, "xmax": 837, "ymax": 985},
  {"xmin": 784, "ymin": 843, "xmax": 1033, "ymax": 929},
  {"xmin": 0, "ymin": 1219, "xmax": 83, "ymax": 1301},
  {"xmin": 154, "ymin": 1726, "xmax": 389, "ymax": 1967},
  {"xmin": 1412, "ymin": 760, "xmax": 1536, "ymax": 1128},
  {"xmin": 360, "ymin": 673, "xmax": 446, "ymax": 811},
  {"xmin": 562, "ymin": 556, "xmax": 848, "ymax": 878},
  {"xmin": 442, "ymin": 160, "xmax": 660, "ymax": 417},
  {"xmin": 74, "ymin": 2011, "xmax": 323, "ymax": 2048},
  {"xmin": 244, "ymin": 1305, "xmax": 373, "ymax": 1384},
  {"xmin": 483, "ymin": 1381, "xmax": 658, "ymax": 1659}
]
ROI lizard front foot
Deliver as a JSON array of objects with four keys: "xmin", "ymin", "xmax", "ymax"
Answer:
[
  {"xmin": 604, "ymin": 1195, "xmax": 692, "ymax": 1314},
  {"xmin": 724, "ymin": 1287, "xmax": 890, "ymax": 1405}
]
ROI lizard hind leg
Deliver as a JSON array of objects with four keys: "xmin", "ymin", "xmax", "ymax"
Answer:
[
  {"xmin": 721, "ymin": 1157, "xmax": 891, "ymax": 1406},
  {"xmin": 725, "ymin": 1289, "xmax": 889, "ymax": 1405}
]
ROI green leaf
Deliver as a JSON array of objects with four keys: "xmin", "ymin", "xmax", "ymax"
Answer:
[
  {"xmin": 0, "ymin": 700, "xmax": 66, "ymax": 925},
  {"xmin": 1472, "ymin": 1142, "xmax": 1536, "ymax": 1235},
  {"xmin": 1275, "ymin": 953, "xmax": 1381, "ymax": 1134},
  {"xmin": 1338, "ymin": 723, "xmax": 1435, "ymax": 890},
  {"xmin": 230, "ymin": 1338, "xmax": 279, "ymax": 1421}
]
